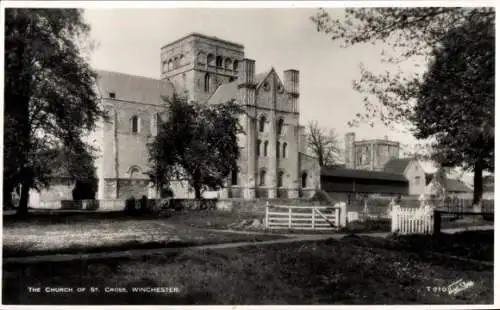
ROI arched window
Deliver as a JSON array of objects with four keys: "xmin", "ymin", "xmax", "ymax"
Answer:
[
  {"xmin": 276, "ymin": 142, "xmax": 280, "ymax": 158},
  {"xmin": 282, "ymin": 142, "xmax": 288, "ymax": 158},
  {"xmin": 263, "ymin": 141, "xmax": 269, "ymax": 157},
  {"xmin": 198, "ymin": 52, "xmax": 206, "ymax": 65},
  {"xmin": 129, "ymin": 166, "xmax": 140, "ymax": 178},
  {"xmin": 168, "ymin": 60, "xmax": 173, "ymax": 71},
  {"xmin": 301, "ymin": 171, "xmax": 308, "ymax": 188},
  {"xmin": 224, "ymin": 58, "xmax": 232, "ymax": 69},
  {"xmin": 277, "ymin": 171, "xmax": 285, "ymax": 188},
  {"xmin": 204, "ymin": 73, "xmax": 210, "ymax": 92},
  {"xmin": 179, "ymin": 54, "xmax": 184, "ymax": 66},
  {"xmin": 233, "ymin": 60, "xmax": 239, "ymax": 71},
  {"xmin": 277, "ymin": 118, "xmax": 284, "ymax": 135},
  {"xmin": 216, "ymin": 56, "xmax": 223, "ymax": 67},
  {"xmin": 256, "ymin": 139, "xmax": 261, "ymax": 156},
  {"xmin": 207, "ymin": 54, "xmax": 215, "ymax": 66},
  {"xmin": 259, "ymin": 169, "xmax": 267, "ymax": 186},
  {"xmin": 231, "ymin": 167, "xmax": 238, "ymax": 186},
  {"xmin": 151, "ymin": 113, "xmax": 162, "ymax": 136},
  {"xmin": 162, "ymin": 61, "xmax": 168, "ymax": 72},
  {"xmin": 259, "ymin": 115, "xmax": 266, "ymax": 132},
  {"xmin": 174, "ymin": 57, "xmax": 179, "ymax": 69},
  {"xmin": 131, "ymin": 115, "xmax": 140, "ymax": 133}
]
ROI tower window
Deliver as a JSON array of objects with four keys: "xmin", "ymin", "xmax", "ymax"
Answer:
[
  {"xmin": 224, "ymin": 58, "xmax": 232, "ymax": 70},
  {"xmin": 301, "ymin": 172, "xmax": 308, "ymax": 188},
  {"xmin": 207, "ymin": 54, "xmax": 215, "ymax": 66},
  {"xmin": 233, "ymin": 60, "xmax": 239, "ymax": 71},
  {"xmin": 216, "ymin": 56, "xmax": 223, "ymax": 67},
  {"xmin": 131, "ymin": 115, "xmax": 140, "ymax": 134},
  {"xmin": 259, "ymin": 115, "xmax": 266, "ymax": 132},
  {"xmin": 168, "ymin": 60, "xmax": 173, "ymax": 71},
  {"xmin": 282, "ymin": 142, "xmax": 288, "ymax": 158},
  {"xmin": 162, "ymin": 60, "xmax": 168, "ymax": 72},
  {"xmin": 204, "ymin": 73, "xmax": 210, "ymax": 92},
  {"xmin": 263, "ymin": 141, "xmax": 269, "ymax": 157},
  {"xmin": 278, "ymin": 171, "xmax": 285, "ymax": 188},
  {"xmin": 276, "ymin": 142, "xmax": 280, "ymax": 158},
  {"xmin": 277, "ymin": 118, "xmax": 284, "ymax": 135},
  {"xmin": 198, "ymin": 52, "xmax": 206, "ymax": 65},
  {"xmin": 259, "ymin": 169, "xmax": 267, "ymax": 186},
  {"xmin": 256, "ymin": 139, "xmax": 261, "ymax": 156},
  {"xmin": 109, "ymin": 92, "xmax": 116, "ymax": 99}
]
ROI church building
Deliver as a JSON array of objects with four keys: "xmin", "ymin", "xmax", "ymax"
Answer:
[{"xmin": 86, "ymin": 33, "xmax": 320, "ymax": 201}]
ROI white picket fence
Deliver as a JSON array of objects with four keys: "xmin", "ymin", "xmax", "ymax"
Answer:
[
  {"xmin": 265, "ymin": 204, "xmax": 347, "ymax": 230},
  {"xmin": 391, "ymin": 205, "xmax": 434, "ymax": 235}
]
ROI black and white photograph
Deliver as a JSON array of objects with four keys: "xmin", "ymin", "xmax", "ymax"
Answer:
[{"xmin": 1, "ymin": 1, "xmax": 496, "ymax": 307}]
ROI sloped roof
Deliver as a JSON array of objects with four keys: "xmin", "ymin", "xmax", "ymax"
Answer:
[
  {"xmin": 255, "ymin": 70, "xmax": 271, "ymax": 87},
  {"xmin": 207, "ymin": 70, "xmax": 273, "ymax": 105},
  {"xmin": 444, "ymin": 178, "xmax": 472, "ymax": 193},
  {"xmin": 207, "ymin": 81, "xmax": 238, "ymax": 105},
  {"xmin": 321, "ymin": 166, "xmax": 408, "ymax": 182},
  {"xmin": 384, "ymin": 158, "xmax": 412, "ymax": 174},
  {"xmin": 95, "ymin": 70, "xmax": 175, "ymax": 105}
]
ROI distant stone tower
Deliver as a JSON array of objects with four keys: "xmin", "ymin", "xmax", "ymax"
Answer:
[
  {"xmin": 345, "ymin": 132, "xmax": 355, "ymax": 169},
  {"xmin": 160, "ymin": 33, "xmax": 245, "ymax": 103}
]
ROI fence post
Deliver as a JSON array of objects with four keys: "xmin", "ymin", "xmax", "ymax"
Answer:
[
  {"xmin": 265, "ymin": 205, "xmax": 269, "ymax": 229},
  {"xmin": 391, "ymin": 205, "xmax": 399, "ymax": 233},
  {"xmin": 338, "ymin": 202, "xmax": 347, "ymax": 228},
  {"xmin": 312, "ymin": 208, "xmax": 315, "ymax": 230},
  {"xmin": 433, "ymin": 210, "xmax": 441, "ymax": 236},
  {"xmin": 288, "ymin": 207, "xmax": 292, "ymax": 229}
]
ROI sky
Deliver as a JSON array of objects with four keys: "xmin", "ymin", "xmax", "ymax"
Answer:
[{"xmin": 83, "ymin": 8, "xmax": 424, "ymax": 151}]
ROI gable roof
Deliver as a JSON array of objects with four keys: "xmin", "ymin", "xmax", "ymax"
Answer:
[
  {"xmin": 207, "ymin": 69, "xmax": 274, "ymax": 105},
  {"xmin": 384, "ymin": 158, "xmax": 412, "ymax": 174},
  {"xmin": 255, "ymin": 70, "xmax": 272, "ymax": 88},
  {"xmin": 207, "ymin": 81, "xmax": 238, "ymax": 105},
  {"xmin": 95, "ymin": 70, "xmax": 175, "ymax": 105},
  {"xmin": 321, "ymin": 166, "xmax": 408, "ymax": 182}
]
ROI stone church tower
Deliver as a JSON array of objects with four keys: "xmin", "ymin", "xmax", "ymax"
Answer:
[
  {"xmin": 160, "ymin": 33, "xmax": 244, "ymax": 104},
  {"xmin": 29, "ymin": 33, "xmax": 321, "ymax": 205}
]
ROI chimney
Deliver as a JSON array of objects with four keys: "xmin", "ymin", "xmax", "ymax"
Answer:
[
  {"xmin": 345, "ymin": 132, "xmax": 356, "ymax": 169},
  {"xmin": 284, "ymin": 69, "xmax": 299, "ymax": 96},
  {"xmin": 237, "ymin": 58, "xmax": 255, "ymax": 87}
]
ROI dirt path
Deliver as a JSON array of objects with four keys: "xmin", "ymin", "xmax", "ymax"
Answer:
[{"xmin": 3, "ymin": 225, "xmax": 493, "ymax": 265}]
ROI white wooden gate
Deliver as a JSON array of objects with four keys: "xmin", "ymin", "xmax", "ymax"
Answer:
[{"xmin": 265, "ymin": 204, "xmax": 347, "ymax": 230}]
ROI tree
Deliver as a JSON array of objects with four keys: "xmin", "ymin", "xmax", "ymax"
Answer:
[
  {"xmin": 306, "ymin": 121, "xmax": 341, "ymax": 167},
  {"xmin": 148, "ymin": 95, "xmax": 243, "ymax": 199},
  {"xmin": 411, "ymin": 16, "xmax": 494, "ymax": 204},
  {"xmin": 311, "ymin": 7, "xmax": 494, "ymax": 127},
  {"xmin": 311, "ymin": 8, "xmax": 494, "ymax": 204},
  {"xmin": 4, "ymin": 9, "xmax": 106, "ymax": 215}
]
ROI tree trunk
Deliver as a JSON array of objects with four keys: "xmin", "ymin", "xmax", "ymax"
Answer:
[
  {"xmin": 194, "ymin": 185, "xmax": 202, "ymax": 200},
  {"xmin": 17, "ymin": 176, "xmax": 31, "ymax": 217},
  {"xmin": 473, "ymin": 159, "xmax": 484, "ymax": 205},
  {"xmin": 3, "ymin": 179, "xmax": 15, "ymax": 210}
]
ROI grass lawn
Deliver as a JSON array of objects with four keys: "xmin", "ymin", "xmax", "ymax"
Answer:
[
  {"xmin": 2, "ymin": 234, "xmax": 492, "ymax": 305},
  {"xmin": 2, "ymin": 212, "xmax": 283, "ymax": 257}
]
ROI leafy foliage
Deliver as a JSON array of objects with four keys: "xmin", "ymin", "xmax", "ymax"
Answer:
[
  {"xmin": 311, "ymin": 8, "xmax": 494, "ymax": 203},
  {"xmin": 311, "ymin": 7, "xmax": 494, "ymax": 128},
  {"xmin": 411, "ymin": 16, "xmax": 494, "ymax": 202},
  {"xmin": 306, "ymin": 121, "xmax": 341, "ymax": 167},
  {"xmin": 148, "ymin": 95, "xmax": 243, "ymax": 198},
  {"xmin": 4, "ymin": 9, "xmax": 106, "ymax": 214}
]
